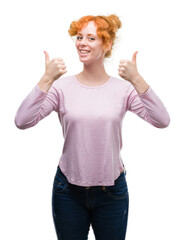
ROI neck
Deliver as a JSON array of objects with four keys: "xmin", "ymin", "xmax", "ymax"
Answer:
[{"xmin": 80, "ymin": 59, "xmax": 109, "ymax": 82}]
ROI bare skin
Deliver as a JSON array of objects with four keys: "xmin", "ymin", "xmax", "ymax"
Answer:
[
  {"xmin": 75, "ymin": 21, "xmax": 112, "ymax": 86},
  {"xmin": 38, "ymin": 20, "xmax": 149, "ymax": 94}
]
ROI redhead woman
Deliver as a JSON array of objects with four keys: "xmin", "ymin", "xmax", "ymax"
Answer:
[{"xmin": 14, "ymin": 14, "xmax": 170, "ymax": 240}]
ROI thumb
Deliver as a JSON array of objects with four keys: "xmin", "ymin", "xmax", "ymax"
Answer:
[
  {"xmin": 44, "ymin": 50, "xmax": 50, "ymax": 68},
  {"xmin": 132, "ymin": 51, "xmax": 138, "ymax": 64}
]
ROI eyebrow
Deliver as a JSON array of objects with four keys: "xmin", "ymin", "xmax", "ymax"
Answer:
[{"xmin": 77, "ymin": 33, "xmax": 96, "ymax": 37}]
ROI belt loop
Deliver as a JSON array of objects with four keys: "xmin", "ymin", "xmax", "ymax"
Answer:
[{"xmin": 102, "ymin": 186, "xmax": 105, "ymax": 191}]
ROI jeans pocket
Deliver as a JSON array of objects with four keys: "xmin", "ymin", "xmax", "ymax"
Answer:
[
  {"xmin": 106, "ymin": 174, "xmax": 128, "ymax": 200},
  {"xmin": 53, "ymin": 167, "xmax": 68, "ymax": 193}
]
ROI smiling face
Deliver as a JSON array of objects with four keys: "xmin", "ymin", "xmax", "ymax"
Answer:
[{"xmin": 75, "ymin": 21, "xmax": 107, "ymax": 64}]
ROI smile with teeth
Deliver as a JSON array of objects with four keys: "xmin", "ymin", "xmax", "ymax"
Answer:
[{"xmin": 80, "ymin": 50, "xmax": 90, "ymax": 54}]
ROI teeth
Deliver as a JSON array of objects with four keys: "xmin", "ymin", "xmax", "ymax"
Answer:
[{"xmin": 80, "ymin": 50, "xmax": 90, "ymax": 53}]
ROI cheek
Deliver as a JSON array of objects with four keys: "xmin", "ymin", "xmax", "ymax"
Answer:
[
  {"xmin": 75, "ymin": 40, "xmax": 80, "ymax": 48},
  {"xmin": 95, "ymin": 47, "xmax": 104, "ymax": 55}
]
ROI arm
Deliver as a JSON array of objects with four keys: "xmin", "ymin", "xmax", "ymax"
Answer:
[
  {"xmin": 119, "ymin": 51, "xmax": 170, "ymax": 128},
  {"xmin": 14, "ymin": 80, "xmax": 61, "ymax": 130},
  {"xmin": 126, "ymin": 82, "xmax": 170, "ymax": 128},
  {"xmin": 129, "ymin": 73, "xmax": 149, "ymax": 95},
  {"xmin": 14, "ymin": 49, "xmax": 67, "ymax": 130}
]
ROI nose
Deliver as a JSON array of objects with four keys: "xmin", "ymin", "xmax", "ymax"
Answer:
[{"xmin": 80, "ymin": 37, "xmax": 87, "ymax": 46}]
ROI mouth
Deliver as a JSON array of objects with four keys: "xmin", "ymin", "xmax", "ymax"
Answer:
[{"xmin": 79, "ymin": 49, "xmax": 91, "ymax": 55}]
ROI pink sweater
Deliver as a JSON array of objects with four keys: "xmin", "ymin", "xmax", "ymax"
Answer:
[{"xmin": 14, "ymin": 75, "xmax": 170, "ymax": 186}]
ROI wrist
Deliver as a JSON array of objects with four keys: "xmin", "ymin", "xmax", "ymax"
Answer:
[
  {"xmin": 131, "ymin": 74, "xmax": 149, "ymax": 95},
  {"xmin": 40, "ymin": 74, "xmax": 54, "ymax": 84},
  {"xmin": 131, "ymin": 73, "xmax": 143, "ymax": 84},
  {"xmin": 38, "ymin": 74, "xmax": 53, "ymax": 92}
]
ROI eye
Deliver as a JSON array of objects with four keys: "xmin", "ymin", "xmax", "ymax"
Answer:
[
  {"xmin": 89, "ymin": 37, "xmax": 95, "ymax": 41},
  {"xmin": 76, "ymin": 36, "xmax": 82, "ymax": 40}
]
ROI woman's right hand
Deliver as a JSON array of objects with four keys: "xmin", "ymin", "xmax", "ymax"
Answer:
[
  {"xmin": 38, "ymin": 51, "xmax": 67, "ymax": 92},
  {"xmin": 43, "ymin": 50, "xmax": 67, "ymax": 82}
]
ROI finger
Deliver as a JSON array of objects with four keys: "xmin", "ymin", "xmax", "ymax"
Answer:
[
  {"xmin": 57, "ymin": 64, "xmax": 66, "ymax": 69},
  {"xmin": 132, "ymin": 51, "xmax": 138, "ymax": 64},
  {"xmin": 118, "ymin": 70, "xmax": 124, "ymax": 77},
  {"xmin": 54, "ymin": 58, "xmax": 64, "ymax": 63},
  {"xmin": 118, "ymin": 65, "xmax": 126, "ymax": 70},
  {"xmin": 56, "ymin": 60, "xmax": 65, "ymax": 66},
  {"xmin": 61, "ymin": 66, "xmax": 67, "ymax": 70},
  {"xmin": 119, "ymin": 62, "xmax": 127, "ymax": 68},
  {"xmin": 44, "ymin": 51, "xmax": 50, "ymax": 67},
  {"xmin": 60, "ymin": 69, "xmax": 67, "ymax": 75},
  {"xmin": 56, "ymin": 58, "xmax": 63, "ymax": 61}
]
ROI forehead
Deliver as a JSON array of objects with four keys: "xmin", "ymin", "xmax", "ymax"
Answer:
[{"xmin": 78, "ymin": 21, "xmax": 97, "ymax": 35}]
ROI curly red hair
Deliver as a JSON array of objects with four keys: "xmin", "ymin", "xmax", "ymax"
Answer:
[{"xmin": 68, "ymin": 14, "xmax": 122, "ymax": 58}]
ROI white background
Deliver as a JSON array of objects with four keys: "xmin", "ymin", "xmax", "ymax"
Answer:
[{"xmin": 0, "ymin": 0, "xmax": 184, "ymax": 239}]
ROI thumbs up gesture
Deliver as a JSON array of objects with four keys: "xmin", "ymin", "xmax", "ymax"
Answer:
[
  {"xmin": 118, "ymin": 51, "xmax": 140, "ymax": 83},
  {"xmin": 44, "ymin": 51, "xmax": 67, "ymax": 81}
]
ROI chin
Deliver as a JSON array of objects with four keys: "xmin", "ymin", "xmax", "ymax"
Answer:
[
  {"xmin": 78, "ymin": 55, "xmax": 102, "ymax": 64},
  {"xmin": 78, "ymin": 57, "xmax": 92, "ymax": 63}
]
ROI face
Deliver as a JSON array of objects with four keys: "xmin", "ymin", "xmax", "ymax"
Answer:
[{"xmin": 75, "ymin": 21, "xmax": 107, "ymax": 64}]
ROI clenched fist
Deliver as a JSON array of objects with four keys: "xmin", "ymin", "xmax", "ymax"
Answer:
[
  {"xmin": 44, "ymin": 50, "xmax": 67, "ymax": 81},
  {"xmin": 118, "ymin": 51, "xmax": 139, "ymax": 83}
]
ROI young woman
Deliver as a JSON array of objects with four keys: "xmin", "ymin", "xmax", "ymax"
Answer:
[{"xmin": 14, "ymin": 14, "xmax": 170, "ymax": 240}]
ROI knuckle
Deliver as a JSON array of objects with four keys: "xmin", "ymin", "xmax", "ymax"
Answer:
[{"xmin": 57, "ymin": 58, "xmax": 64, "ymax": 62}]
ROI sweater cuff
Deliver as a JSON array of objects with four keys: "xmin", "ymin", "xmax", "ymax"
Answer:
[
  {"xmin": 35, "ymin": 84, "xmax": 48, "ymax": 94},
  {"xmin": 138, "ymin": 85, "xmax": 152, "ymax": 98}
]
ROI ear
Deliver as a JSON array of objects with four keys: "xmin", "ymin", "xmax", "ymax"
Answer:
[
  {"xmin": 108, "ymin": 41, "xmax": 112, "ymax": 51},
  {"xmin": 104, "ymin": 41, "xmax": 112, "ymax": 54}
]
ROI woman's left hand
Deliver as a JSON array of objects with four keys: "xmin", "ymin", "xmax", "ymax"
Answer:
[{"xmin": 118, "ymin": 51, "xmax": 140, "ymax": 83}]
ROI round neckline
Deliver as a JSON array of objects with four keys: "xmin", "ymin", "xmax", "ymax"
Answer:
[{"xmin": 73, "ymin": 75, "xmax": 113, "ymax": 89}]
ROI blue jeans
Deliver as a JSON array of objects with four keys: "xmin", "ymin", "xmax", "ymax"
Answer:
[{"xmin": 52, "ymin": 166, "xmax": 129, "ymax": 240}]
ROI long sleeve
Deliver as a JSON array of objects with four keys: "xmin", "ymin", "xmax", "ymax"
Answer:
[
  {"xmin": 126, "ymin": 84, "xmax": 170, "ymax": 128},
  {"xmin": 14, "ymin": 83, "xmax": 60, "ymax": 129},
  {"xmin": 14, "ymin": 75, "xmax": 171, "ymax": 186}
]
